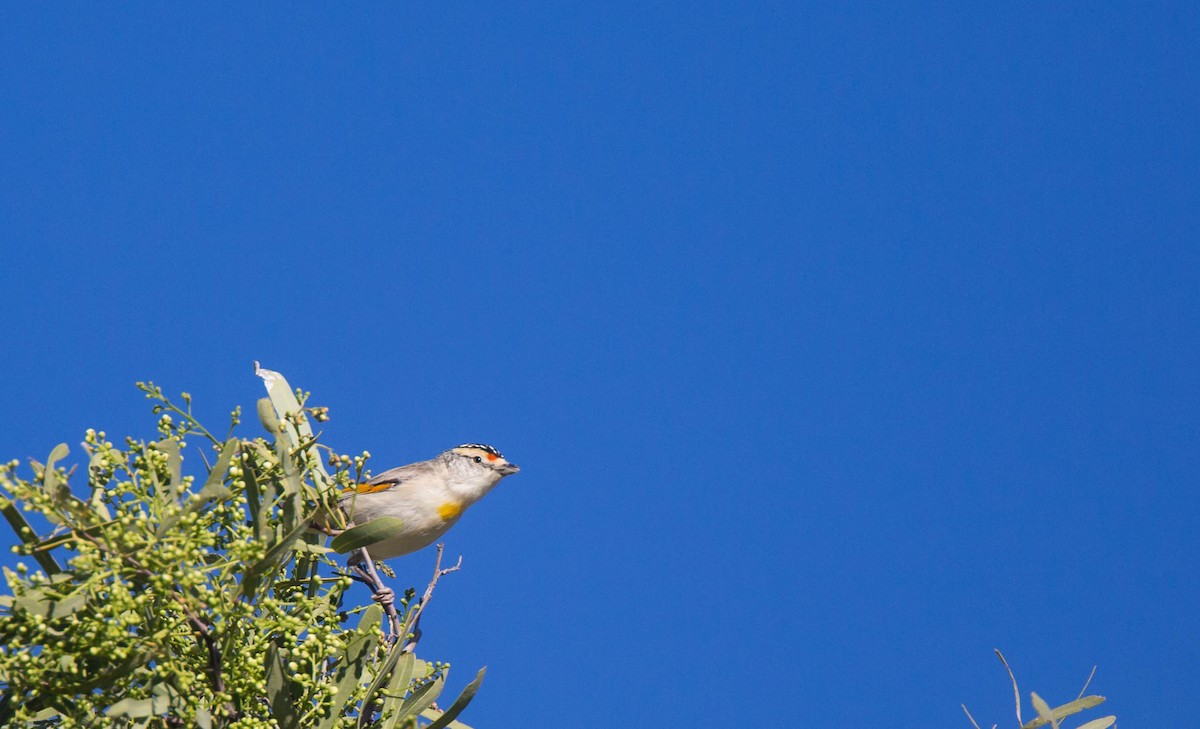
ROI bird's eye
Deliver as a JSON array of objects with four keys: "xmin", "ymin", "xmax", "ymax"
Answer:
[{"xmin": 473, "ymin": 456, "xmax": 482, "ymax": 463}]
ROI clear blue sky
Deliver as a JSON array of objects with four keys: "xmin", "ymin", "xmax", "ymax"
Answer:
[{"xmin": 2, "ymin": 4, "xmax": 1197, "ymax": 727}]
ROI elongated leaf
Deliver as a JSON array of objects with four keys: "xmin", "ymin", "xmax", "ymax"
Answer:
[
  {"xmin": 243, "ymin": 451, "xmax": 265, "ymax": 541},
  {"xmin": 257, "ymin": 398, "xmax": 281, "ymax": 435},
  {"xmin": 30, "ymin": 706, "xmax": 60, "ymax": 722},
  {"xmin": 71, "ymin": 649, "xmax": 156, "ymax": 694},
  {"xmin": 358, "ymin": 604, "xmax": 383, "ymax": 632},
  {"xmin": 420, "ymin": 711, "xmax": 475, "ymax": 729},
  {"xmin": 13, "ymin": 590, "xmax": 87, "ymax": 619},
  {"xmin": 0, "ymin": 498, "xmax": 61, "ymax": 574},
  {"xmin": 360, "ymin": 642, "xmax": 413, "ymax": 729},
  {"xmin": 151, "ymin": 440, "xmax": 183, "ymax": 495},
  {"xmin": 266, "ymin": 643, "xmax": 300, "ymax": 729},
  {"xmin": 395, "ymin": 675, "xmax": 445, "ymax": 723},
  {"xmin": 292, "ymin": 540, "xmax": 333, "ymax": 555},
  {"xmin": 86, "ymin": 451, "xmax": 113, "ymax": 520},
  {"xmin": 256, "ymin": 366, "xmax": 305, "ymax": 423},
  {"xmin": 256, "ymin": 363, "xmax": 331, "ymax": 480},
  {"xmin": 205, "ymin": 439, "xmax": 240, "ymax": 491},
  {"xmin": 1075, "ymin": 716, "xmax": 1116, "ymax": 729},
  {"xmin": 1030, "ymin": 693, "xmax": 1056, "ymax": 729},
  {"xmin": 43, "ymin": 444, "xmax": 70, "ymax": 503},
  {"xmin": 380, "ymin": 654, "xmax": 418, "ymax": 729},
  {"xmin": 256, "ymin": 364, "xmax": 311, "ymax": 437},
  {"xmin": 106, "ymin": 688, "xmax": 171, "ymax": 719},
  {"xmin": 237, "ymin": 509, "xmax": 318, "ymax": 601},
  {"xmin": 423, "ymin": 667, "xmax": 486, "ymax": 729},
  {"xmin": 331, "ymin": 518, "xmax": 406, "ymax": 554},
  {"xmin": 1021, "ymin": 695, "xmax": 1106, "ymax": 729},
  {"xmin": 153, "ymin": 440, "xmax": 237, "ymax": 537},
  {"xmin": 316, "ymin": 611, "xmax": 380, "ymax": 729},
  {"xmin": 188, "ymin": 482, "xmax": 234, "ymax": 515}
]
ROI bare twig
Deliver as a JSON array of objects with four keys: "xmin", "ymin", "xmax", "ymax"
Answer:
[
  {"xmin": 400, "ymin": 544, "xmax": 462, "ymax": 654},
  {"xmin": 995, "ymin": 649, "xmax": 1022, "ymax": 727},
  {"xmin": 354, "ymin": 545, "xmax": 462, "ymax": 727},
  {"xmin": 1076, "ymin": 665, "xmax": 1097, "ymax": 700},
  {"xmin": 962, "ymin": 704, "xmax": 983, "ymax": 729}
]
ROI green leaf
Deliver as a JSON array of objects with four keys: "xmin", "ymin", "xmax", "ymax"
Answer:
[
  {"xmin": 1030, "ymin": 693, "xmax": 1054, "ymax": 724},
  {"xmin": 292, "ymin": 539, "xmax": 333, "ymax": 555},
  {"xmin": 266, "ymin": 643, "xmax": 301, "ymax": 729},
  {"xmin": 1021, "ymin": 696, "xmax": 1106, "ymax": 729},
  {"xmin": 72, "ymin": 649, "xmax": 158, "ymax": 694},
  {"xmin": 1075, "ymin": 717, "xmax": 1116, "ymax": 729},
  {"xmin": 257, "ymin": 397, "xmax": 281, "ymax": 435},
  {"xmin": 423, "ymin": 667, "xmax": 486, "ymax": 729},
  {"xmin": 380, "ymin": 653, "xmax": 418, "ymax": 729},
  {"xmin": 205, "ymin": 439, "xmax": 240, "ymax": 489},
  {"xmin": 183, "ymin": 439, "xmax": 239, "ymax": 517},
  {"xmin": 154, "ymin": 439, "xmax": 236, "ymax": 537},
  {"xmin": 42, "ymin": 443, "xmax": 70, "ymax": 502},
  {"xmin": 13, "ymin": 590, "xmax": 87, "ymax": 619},
  {"xmin": 316, "ymin": 616, "xmax": 379, "ymax": 729},
  {"xmin": 256, "ymin": 363, "xmax": 331, "ymax": 480},
  {"xmin": 151, "ymin": 439, "xmax": 183, "ymax": 495},
  {"xmin": 30, "ymin": 706, "xmax": 61, "ymax": 722},
  {"xmin": 0, "ymin": 497, "xmax": 61, "ymax": 574},
  {"xmin": 106, "ymin": 689, "xmax": 170, "ymax": 718},
  {"xmin": 420, "ymin": 712, "xmax": 476, "ymax": 729},
  {"xmin": 331, "ymin": 518, "xmax": 406, "ymax": 554},
  {"xmin": 238, "ymin": 514, "xmax": 314, "ymax": 601},
  {"xmin": 358, "ymin": 604, "xmax": 383, "ymax": 632},
  {"xmin": 256, "ymin": 363, "xmax": 312, "ymax": 436},
  {"xmin": 395, "ymin": 675, "xmax": 445, "ymax": 724},
  {"xmin": 86, "ymin": 451, "xmax": 113, "ymax": 520},
  {"xmin": 360, "ymin": 642, "xmax": 412, "ymax": 729}
]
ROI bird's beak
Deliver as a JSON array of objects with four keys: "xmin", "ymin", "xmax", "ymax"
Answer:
[{"xmin": 499, "ymin": 462, "xmax": 520, "ymax": 476}]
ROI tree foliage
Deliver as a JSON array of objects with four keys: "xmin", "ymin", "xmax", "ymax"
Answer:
[
  {"xmin": 962, "ymin": 650, "xmax": 1115, "ymax": 729},
  {"xmin": 0, "ymin": 376, "xmax": 482, "ymax": 728}
]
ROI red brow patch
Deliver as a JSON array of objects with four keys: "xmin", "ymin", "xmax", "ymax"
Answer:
[{"xmin": 487, "ymin": 453, "xmax": 498, "ymax": 461}]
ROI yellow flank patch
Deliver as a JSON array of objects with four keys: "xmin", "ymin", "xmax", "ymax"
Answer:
[{"xmin": 437, "ymin": 502, "xmax": 464, "ymax": 522}]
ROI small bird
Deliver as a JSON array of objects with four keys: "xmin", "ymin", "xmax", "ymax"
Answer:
[{"xmin": 341, "ymin": 443, "xmax": 519, "ymax": 561}]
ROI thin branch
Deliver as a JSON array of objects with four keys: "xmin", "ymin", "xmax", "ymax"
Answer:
[
  {"xmin": 962, "ymin": 704, "xmax": 983, "ymax": 729},
  {"xmin": 350, "ymin": 549, "xmax": 403, "ymax": 640},
  {"xmin": 178, "ymin": 603, "xmax": 225, "ymax": 694},
  {"xmin": 354, "ymin": 546, "xmax": 461, "ymax": 728},
  {"xmin": 995, "ymin": 649, "xmax": 1022, "ymax": 727},
  {"xmin": 1076, "ymin": 665, "xmax": 1097, "ymax": 700},
  {"xmin": 400, "ymin": 544, "xmax": 462, "ymax": 654}
]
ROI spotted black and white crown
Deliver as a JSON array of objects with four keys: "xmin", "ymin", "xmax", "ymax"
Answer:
[{"xmin": 456, "ymin": 443, "xmax": 504, "ymax": 458}]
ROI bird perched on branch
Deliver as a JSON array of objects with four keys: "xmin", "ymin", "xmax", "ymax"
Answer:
[{"xmin": 340, "ymin": 443, "xmax": 520, "ymax": 561}]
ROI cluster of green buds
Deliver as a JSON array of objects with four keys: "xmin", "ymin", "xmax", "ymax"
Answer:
[{"xmin": 0, "ymin": 385, "xmax": 479, "ymax": 728}]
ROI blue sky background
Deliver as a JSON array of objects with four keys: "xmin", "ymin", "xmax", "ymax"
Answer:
[{"xmin": 2, "ymin": 3, "xmax": 1198, "ymax": 726}]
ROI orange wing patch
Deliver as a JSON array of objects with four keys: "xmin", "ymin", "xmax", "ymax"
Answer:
[
  {"xmin": 348, "ymin": 481, "xmax": 396, "ymax": 495},
  {"xmin": 437, "ymin": 502, "xmax": 464, "ymax": 522}
]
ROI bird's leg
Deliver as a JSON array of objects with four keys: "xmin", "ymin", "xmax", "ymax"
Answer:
[
  {"xmin": 350, "ymin": 548, "xmax": 403, "ymax": 642},
  {"xmin": 309, "ymin": 522, "xmax": 343, "ymax": 537}
]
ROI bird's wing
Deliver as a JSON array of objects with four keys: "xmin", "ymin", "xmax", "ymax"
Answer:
[{"xmin": 345, "ymin": 462, "xmax": 427, "ymax": 495}]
